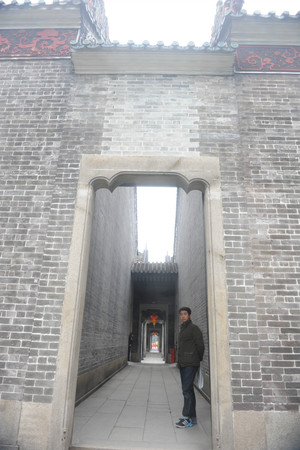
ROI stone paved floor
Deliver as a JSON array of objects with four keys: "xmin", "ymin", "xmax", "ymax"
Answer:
[{"xmin": 71, "ymin": 358, "xmax": 212, "ymax": 450}]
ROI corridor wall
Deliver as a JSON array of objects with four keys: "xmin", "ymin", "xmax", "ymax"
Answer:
[
  {"xmin": 174, "ymin": 189, "xmax": 210, "ymax": 399},
  {"xmin": 76, "ymin": 187, "xmax": 137, "ymax": 401}
]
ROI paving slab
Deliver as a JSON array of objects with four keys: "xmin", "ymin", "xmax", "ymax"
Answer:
[
  {"xmin": 72, "ymin": 412, "xmax": 119, "ymax": 444},
  {"xmin": 97, "ymin": 399, "xmax": 126, "ymax": 414},
  {"xmin": 109, "ymin": 426, "xmax": 144, "ymax": 442},
  {"xmin": 72, "ymin": 358, "xmax": 212, "ymax": 450},
  {"xmin": 115, "ymin": 405, "xmax": 147, "ymax": 428},
  {"xmin": 75, "ymin": 397, "xmax": 107, "ymax": 417},
  {"xmin": 144, "ymin": 409, "xmax": 176, "ymax": 443}
]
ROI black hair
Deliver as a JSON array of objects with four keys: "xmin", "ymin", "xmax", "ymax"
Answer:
[{"xmin": 179, "ymin": 306, "xmax": 191, "ymax": 315}]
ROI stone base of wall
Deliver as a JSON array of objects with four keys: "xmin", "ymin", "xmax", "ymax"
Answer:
[
  {"xmin": 201, "ymin": 370, "xmax": 210, "ymax": 402},
  {"xmin": 76, "ymin": 356, "xmax": 127, "ymax": 403},
  {"xmin": 234, "ymin": 410, "xmax": 300, "ymax": 450},
  {"xmin": 0, "ymin": 400, "xmax": 52, "ymax": 450},
  {"xmin": 0, "ymin": 400, "xmax": 21, "ymax": 448},
  {"xmin": 0, "ymin": 446, "xmax": 19, "ymax": 450}
]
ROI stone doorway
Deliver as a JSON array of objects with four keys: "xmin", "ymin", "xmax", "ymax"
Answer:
[
  {"xmin": 142, "ymin": 318, "xmax": 164, "ymax": 358},
  {"xmin": 131, "ymin": 265, "xmax": 178, "ymax": 364},
  {"xmin": 49, "ymin": 156, "xmax": 233, "ymax": 450}
]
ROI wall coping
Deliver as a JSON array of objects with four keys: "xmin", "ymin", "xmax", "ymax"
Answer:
[{"xmin": 71, "ymin": 44, "xmax": 237, "ymax": 75}]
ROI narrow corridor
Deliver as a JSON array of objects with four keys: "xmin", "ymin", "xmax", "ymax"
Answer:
[{"xmin": 71, "ymin": 363, "xmax": 211, "ymax": 450}]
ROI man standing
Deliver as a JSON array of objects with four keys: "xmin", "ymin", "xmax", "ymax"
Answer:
[
  {"xmin": 176, "ymin": 306, "xmax": 204, "ymax": 428},
  {"xmin": 128, "ymin": 332, "xmax": 134, "ymax": 361}
]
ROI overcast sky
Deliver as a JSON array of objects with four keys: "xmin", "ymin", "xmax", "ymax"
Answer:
[
  {"xmin": 105, "ymin": 0, "xmax": 299, "ymax": 46},
  {"xmin": 137, "ymin": 188, "xmax": 177, "ymax": 262}
]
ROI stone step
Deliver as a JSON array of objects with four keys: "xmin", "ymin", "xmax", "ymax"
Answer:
[{"xmin": 70, "ymin": 442, "xmax": 205, "ymax": 450}]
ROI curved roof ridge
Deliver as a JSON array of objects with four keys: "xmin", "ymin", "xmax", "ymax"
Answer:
[
  {"xmin": 229, "ymin": 9, "xmax": 300, "ymax": 20},
  {"xmin": 0, "ymin": 0, "xmax": 81, "ymax": 7},
  {"xmin": 71, "ymin": 39, "xmax": 238, "ymax": 52},
  {"xmin": 211, "ymin": 5, "xmax": 300, "ymax": 47}
]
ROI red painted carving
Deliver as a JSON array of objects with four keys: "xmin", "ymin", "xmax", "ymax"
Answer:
[
  {"xmin": 0, "ymin": 34, "xmax": 11, "ymax": 53},
  {"xmin": 235, "ymin": 46, "xmax": 300, "ymax": 72},
  {"xmin": 0, "ymin": 29, "xmax": 77, "ymax": 57}
]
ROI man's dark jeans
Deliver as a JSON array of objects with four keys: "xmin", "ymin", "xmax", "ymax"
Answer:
[{"xmin": 179, "ymin": 365, "xmax": 198, "ymax": 419}]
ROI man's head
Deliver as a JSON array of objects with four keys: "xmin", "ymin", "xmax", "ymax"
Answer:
[{"xmin": 179, "ymin": 306, "xmax": 191, "ymax": 323}]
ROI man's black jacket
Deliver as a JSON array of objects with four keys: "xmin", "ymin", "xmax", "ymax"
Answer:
[{"xmin": 177, "ymin": 319, "xmax": 204, "ymax": 367}]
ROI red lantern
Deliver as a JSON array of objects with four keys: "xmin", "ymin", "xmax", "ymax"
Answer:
[{"xmin": 150, "ymin": 314, "xmax": 158, "ymax": 326}]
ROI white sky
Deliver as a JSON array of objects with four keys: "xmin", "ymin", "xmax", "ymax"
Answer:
[
  {"xmin": 106, "ymin": 0, "xmax": 298, "ymax": 262},
  {"xmin": 104, "ymin": 0, "xmax": 299, "ymax": 46},
  {"xmin": 137, "ymin": 187, "xmax": 177, "ymax": 262}
]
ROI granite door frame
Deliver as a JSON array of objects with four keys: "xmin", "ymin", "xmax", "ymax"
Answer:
[{"xmin": 48, "ymin": 155, "xmax": 233, "ymax": 450}]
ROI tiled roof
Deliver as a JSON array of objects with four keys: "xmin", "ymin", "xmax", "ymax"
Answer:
[
  {"xmin": 71, "ymin": 39, "xmax": 238, "ymax": 75},
  {"xmin": 131, "ymin": 262, "xmax": 178, "ymax": 275},
  {"xmin": 0, "ymin": 0, "xmax": 80, "ymax": 7},
  {"xmin": 72, "ymin": 39, "xmax": 237, "ymax": 52},
  {"xmin": 211, "ymin": 8, "xmax": 300, "ymax": 47},
  {"xmin": 234, "ymin": 10, "xmax": 300, "ymax": 20},
  {"xmin": 0, "ymin": 0, "xmax": 81, "ymax": 30},
  {"xmin": 2, "ymin": 1, "xmax": 298, "ymax": 17},
  {"xmin": 73, "ymin": 39, "xmax": 238, "ymax": 51}
]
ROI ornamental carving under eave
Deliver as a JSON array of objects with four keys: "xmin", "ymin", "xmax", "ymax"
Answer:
[
  {"xmin": 211, "ymin": 0, "xmax": 244, "ymax": 46},
  {"xmin": 0, "ymin": 29, "xmax": 77, "ymax": 57},
  {"xmin": 76, "ymin": 0, "xmax": 110, "ymax": 47},
  {"xmin": 235, "ymin": 45, "xmax": 300, "ymax": 72}
]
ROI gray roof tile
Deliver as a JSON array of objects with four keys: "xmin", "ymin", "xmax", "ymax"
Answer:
[
  {"xmin": 71, "ymin": 39, "xmax": 238, "ymax": 52},
  {"xmin": 131, "ymin": 262, "xmax": 178, "ymax": 275}
]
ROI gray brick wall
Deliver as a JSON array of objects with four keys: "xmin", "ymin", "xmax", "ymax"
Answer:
[
  {"xmin": 0, "ymin": 60, "xmax": 76, "ymax": 403},
  {"xmin": 78, "ymin": 187, "xmax": 136, "ymax": 376},
  {"xmin": 0, "ymin": 57, "xmax": 299, "ymax": 414},
  {"xmin": 232, "ymin": 75, "xmax": 300, "ymax": 411},
  {"xmin": 174, "ymin": 188, "xmax": 210, "ymax": 398}
]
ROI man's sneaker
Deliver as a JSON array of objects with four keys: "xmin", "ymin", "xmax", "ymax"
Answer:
[
  {"xmin": 178, "ymin": 417, "xmax": 197, "ymax": 425},
  {"xmin": 175, "ymin": 418, "xmax": 193, "ymax": 428}
]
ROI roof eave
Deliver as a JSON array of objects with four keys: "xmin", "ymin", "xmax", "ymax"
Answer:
[
  {"xmin": 71, "ymin": 45, "xmax": 237, "ymax": 76},
  {"xmin": 0, "ymin": 4, "xmax": 81, "ymax": 28},
  {"xmin": 231, "ymin": 14, "xmax": 300, "ymax": 45}
]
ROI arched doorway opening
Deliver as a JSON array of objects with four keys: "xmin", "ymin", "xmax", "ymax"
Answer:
[
  {"xmin": 141, "ymin": 314, "xmax": 166, "ymax": 361},
  {"xmin": 150, "ymin": 331, "xmax": 159, "ymax": 352},
  {"xmin": 49, "ymin": 155, "xmax": 233, "ymax": 450}
]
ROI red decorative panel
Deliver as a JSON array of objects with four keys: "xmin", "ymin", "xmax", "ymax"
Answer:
[
  {"xmin": 0, "ymin": 29, "xmax": 78, "ymax": 58},
  {"xmin": 235, "ymin": 45, "xmax": 300, "ymax": 72}
]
